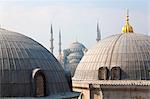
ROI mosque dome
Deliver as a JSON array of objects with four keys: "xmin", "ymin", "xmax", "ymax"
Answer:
[
  {"xmin": 60, "ymin": 41, "xmax": 87, "ymax": 77},
  {"xmin": 67, "ymin": 52, "xmax": 83, "ymax": 62},
  {"xmin": 64, "ymin": 41, "xmax": 87, "ymax": 64},
  {"xmin": 73, "ymin": 11, "xmax": 150, "ymax": 81},
  {"xmin": 69, "ymin": 41, "xmax": 86, "ymax": 52},
  {"xmin": 73, "ymin": 33, "xmax": 150, "ymax": 80},
  {"xmin": 0, "ymin": 28, "xmax": 72, "ymax": 97}
]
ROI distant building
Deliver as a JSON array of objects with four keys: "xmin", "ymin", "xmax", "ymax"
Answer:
[
  {"xmin": 0, "ymin": 28, "xmax": 79, "ymax": 98},
  {"xmin": 73, "ymin": 11, "xmax": 150, "ymax": 99},
  {"xmin": 59, "ymin": 41, "xmax": 87, "ymax": 77}
]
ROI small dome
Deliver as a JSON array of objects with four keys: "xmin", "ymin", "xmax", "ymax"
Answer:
[
  {"xmin": 0, "ymin": 28, "xmax": 71, "ymax": 97},
  {"xmin": 69, "ymin": 41, "xmax": 86, "ymax": 52},
  {"xmin": 60, "ymin": 41, "xmax": 87, "ymax": 77},
  {"xmin": 73, "ymin": 33, "xmax": 150, "ymax": 80},
  {"xmin": 69, "ymin": 59, "xmax": 80, "ymax": 64},
  {"xmin": 64, "ymin": 41, "xmax": 87, "ymax": 64},
  {"xmin": 67, "ymin": 52, "xmax": 83, "ymax": 60}
]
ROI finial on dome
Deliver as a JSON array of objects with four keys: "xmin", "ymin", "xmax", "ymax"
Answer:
[{"xmin": 121, "ymin": 9, "xmax": 134, "ymax": 33}]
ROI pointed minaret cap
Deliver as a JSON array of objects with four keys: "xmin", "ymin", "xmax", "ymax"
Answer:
[
  {"xmin": 96, "ymin": 21, "xmax": 101, "ymax": 42},
  {"xmin": 122, "ymin": 9, "xmax": 134, "ymax": 33},
  {"xmin": 50, "ymin": 24, "xmax": 54, "ymax": 54}
]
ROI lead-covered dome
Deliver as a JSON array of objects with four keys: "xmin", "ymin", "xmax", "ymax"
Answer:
[
  {"xmin": 73, "ymin": 33, "xmax": 150, "ymax": 80},
  {"xmin": 0, "ymin": 28, "xmax": 71, "ymax": 97}
]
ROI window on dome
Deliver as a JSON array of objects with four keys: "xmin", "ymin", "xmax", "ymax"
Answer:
[
  {"xmin": 33, "ymin": 70, "xmax": 46, "ymax": 97},
  {"xmin": 98, "ymin": 67, "xmax": 109, "ymax": 80},
  {"xmin": 111, "ymin": 67, "xmax": 121, "ymax": 80}
]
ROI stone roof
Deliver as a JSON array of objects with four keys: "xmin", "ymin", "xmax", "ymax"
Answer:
[
  {"xmin": 0, "ymin": 28, "xmax": 72, "ymax": 97},
  {"xmin": 73, "ymin": 80, "xmax": 150, "ymax": 86},
  {"xmin": 73, "ymin": 33, "xmax": 150, "ymax": 80}
]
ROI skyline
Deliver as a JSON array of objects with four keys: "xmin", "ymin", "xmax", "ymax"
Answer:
[{"xmin": 0, "ymin": 0, "xmax": 149, "ymax": 56}]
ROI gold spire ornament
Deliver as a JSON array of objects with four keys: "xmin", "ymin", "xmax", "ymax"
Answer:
[{"xmin": 122, "ymin": 9, "xmax": 134, "ymax": 33}]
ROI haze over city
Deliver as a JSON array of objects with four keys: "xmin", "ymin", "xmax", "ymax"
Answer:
[{"xmin": 0, "ymin": 0, "xmax": 149, "ymax": 56}]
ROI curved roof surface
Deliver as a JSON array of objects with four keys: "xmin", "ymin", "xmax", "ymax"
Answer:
[
  {"xmin": 73, "ymin": 33, "xmax": 150, "ymax": 80},
  {"xmin": 63, "ymin": 41, "xmax": 87, "ymax": 64},
  {"xmin": 69, "ymin": 41, "xmax": 86, "ymax": 50},
  {"xmin": 0, "ymin": 28, "xmax": 71, "ymax": 97}
]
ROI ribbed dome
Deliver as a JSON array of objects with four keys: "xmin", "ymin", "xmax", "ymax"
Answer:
[
  {"xmin": 73, "ymin": 33, "xmax": 150, "ymax": 80},
  {"xmin": 0, "ymin": 28, "xmax": 70, "ymax": 97}
]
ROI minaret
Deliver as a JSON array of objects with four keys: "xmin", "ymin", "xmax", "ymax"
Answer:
[
  {"xmin": 58, "ymin": 29, "xmax": 62, "ymax": 56},
  {"xmin": 50, "ymin": 24, "xmax": 54, "ymax": 54},
  {"xmin": 96, "ymin": 22, "xmax": 101, "ymax": 42}
]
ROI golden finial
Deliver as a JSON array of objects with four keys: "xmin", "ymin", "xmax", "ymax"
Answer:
[{"xmin": 122, "ymin": 9, "xmax": 134, "ymax": 33}]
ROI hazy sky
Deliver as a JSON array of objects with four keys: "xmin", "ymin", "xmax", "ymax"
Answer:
[{"xmin": 0, "ymin": 0, "xmax": 149, "ymax": 56}]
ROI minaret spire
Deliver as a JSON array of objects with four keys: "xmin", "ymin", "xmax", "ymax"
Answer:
[
  {"xmin": 96, "ymin": 22, "xmax": 101, "ymax": 42},
  {"xmin": 50, "ymin": 24, "xmax": 54, "ymax": 54},
  {"xmin": 58, "ymin": 29, "xmax": 62, "ymax": 56}
]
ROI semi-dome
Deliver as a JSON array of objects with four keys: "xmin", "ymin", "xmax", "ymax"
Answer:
[
  {"xmin": 67, "ymin": 52, "xmax": 83, "ymax": 60},
  {"xmin": 73, "ymin": 33, "xmax": 150, "ymax": 80},
  {"xmin": 0, "ymin": 28, "xmax": 74, "ymax": 97}
]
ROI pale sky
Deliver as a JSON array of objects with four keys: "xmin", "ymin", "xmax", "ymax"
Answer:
[{"xmin": 0, "ymin": 0, "xmax": 149, "ymax": 57}]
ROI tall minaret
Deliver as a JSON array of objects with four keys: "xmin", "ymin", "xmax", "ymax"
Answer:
[
  {"xmin": 58, "ymin": 29, "xmax": 62, "ymax": 56},
  {"xmin": 96, "ymin": 22, "xmax": 101, "ymax": 42},
  {"xmin": 50, "ymin": 24, "xmax": 54, "ymax": 54}
]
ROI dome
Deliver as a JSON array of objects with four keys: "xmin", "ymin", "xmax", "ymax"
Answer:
[
  {"xmin": 62, "ymin": 41, "xmax": 87, "ymax": 64},
  {"xmin": 67, "ymin": 52, "xmax": 83, "ymax": 60},
  {"xmin": 69, "ymin": 41, "xmax": 86, "ymax": 52},
  {"xmin": 0, "ymin": 28, "xmax": 71, "ymax": 97},
  {"xmin": 59, "ymin": 41, "xmax": 87, "ymax": 77},
  {"xmin": 73, "ymin": 33, "xmax": 150, "ymax": 80}
]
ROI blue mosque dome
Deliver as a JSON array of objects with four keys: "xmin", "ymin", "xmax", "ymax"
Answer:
[{"xmin": 60, "ymin": 41, "xmax": 87, "ymax": 77}]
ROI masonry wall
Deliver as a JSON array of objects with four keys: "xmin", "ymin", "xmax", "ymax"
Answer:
[
  {"xmin": 101, "ymin": 85, "xmax": 150, "ymax": 99},
  {"xmin": 73, "ymin": 83, "xmax": 91, "ymax": 99}
]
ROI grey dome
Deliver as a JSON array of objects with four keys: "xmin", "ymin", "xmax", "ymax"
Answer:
[
  {"xmin": 73, "ymin": 33, "xmax": 150, "ymax": 80},
  {"xmin": 0, "ymin": 28, "xmax": 71, "ymax": 97}
]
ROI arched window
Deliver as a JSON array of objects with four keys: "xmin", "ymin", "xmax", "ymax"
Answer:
[
  {"xmin": 98, "ymin": 67, "xmax": 109, "ymax": 80},
  {"xmin": 111, "ymin": 67, "xmax": 121, "ymax": 80},
  {"xmin": 32, "ymin": 69, "xmax": 46, "ymax": 97}
]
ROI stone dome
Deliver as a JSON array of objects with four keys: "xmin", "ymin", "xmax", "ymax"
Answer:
[
  {"xmin": 73, "ymin": 33, "xmax": 150, "ymax": 80},
  {"xmin": 0, "ymin": 28, "xmax": 71, "ymax": 97}
]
